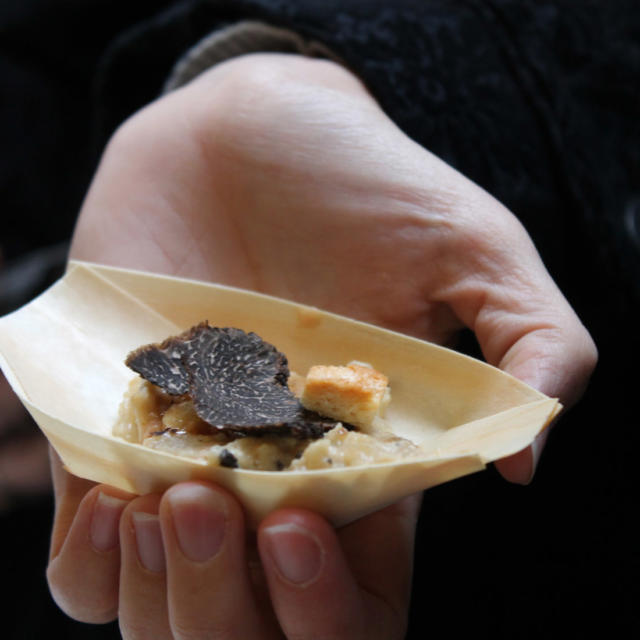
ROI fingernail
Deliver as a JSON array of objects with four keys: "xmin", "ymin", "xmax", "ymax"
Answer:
[
  {"xmin": 262, "ymin": 523, "xmax": 324, "ymax": 585},
  {"xmin": 133, "ymin": 512, "xmax": 165, "ymax": 572},
  {"xmin": 90, "ymin": 492, "xmax": 129, "ymax": 551},
  {"xmin": 528, "ymin": 429, "xmax": 549, "ymax": 482},
  {"xmin": 167, "ymin": 485, "xmax": 226, "ymax": 562}
]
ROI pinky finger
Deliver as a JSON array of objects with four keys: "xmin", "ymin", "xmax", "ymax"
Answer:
[{"xmin": 47, "ymin": 484, "xmax": 132, "ymax": 623}]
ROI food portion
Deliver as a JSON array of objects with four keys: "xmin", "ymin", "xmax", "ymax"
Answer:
[
  {"xmin": 114, "ymin": 324, "xmax": 420, "ymax": 470},
  {"xmin": 302, "ymin": 363, "xmax": 391, "ymax": 432}
]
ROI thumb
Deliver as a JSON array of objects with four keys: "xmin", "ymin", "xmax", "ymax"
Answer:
[
  {"xmin": 439, "ymin": 206, "xmax": 597, "ymax": 484},
  {"xmin": 493, "ymin": 323, "xmax": 597, "ymax": 484}
]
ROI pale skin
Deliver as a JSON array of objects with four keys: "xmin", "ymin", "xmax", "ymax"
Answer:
[{"xmin": 47, "ymin": 54, "xmax": 597, "ymax": 639}]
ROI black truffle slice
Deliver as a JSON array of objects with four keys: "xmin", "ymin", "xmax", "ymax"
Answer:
[
  {"xmin": 126, "ymin": 324, "xmax": 339, "ymax": 438},
  {"xmin": 125, "ymin": 324, "xmax": 201, "ymax": 396}
]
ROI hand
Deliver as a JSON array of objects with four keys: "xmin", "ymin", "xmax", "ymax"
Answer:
[
  {"xmin": 48, "ymin": 450, "xmax": 419, "ymax": 639},
  {"xmin": 48, "ymin": 53, "xmax": 596, "ymax": 638}
]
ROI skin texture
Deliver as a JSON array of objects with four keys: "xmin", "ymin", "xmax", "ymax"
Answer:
[{"xmin": 47, "ymin": 54, "xmax": 597, "ymax": 639}]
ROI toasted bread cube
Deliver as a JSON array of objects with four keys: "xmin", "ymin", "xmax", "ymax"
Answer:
[{"xmin": 301, "ymin": 363, "xmax": 389, "ymax": 430}]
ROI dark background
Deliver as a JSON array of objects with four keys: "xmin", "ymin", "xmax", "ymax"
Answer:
[{"xmin": 1, "ymin": 1, "xmax": 638, "ymax": 638}]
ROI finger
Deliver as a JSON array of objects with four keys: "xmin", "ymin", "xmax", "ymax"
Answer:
[
  {"xmin": 484, "ymin": 293, "xmax": 595, "ymax": 484},
  {"xmin": 437, "ymin": 207, "xmax": 597, "ymax": 483},
  {"xmin": 493, "ymin": 426, "xmax": 550, "ymax": 485},
  {"xmin": 258, "ymin": 496, "xmax": 420, "ymax": 640},
  {"xmin": 47, "ymin": 482, "xmax": 133, "ymax": 623},
  {"xmin": 258, "ymin": 510, "xmax": 365, "ymax": 639},
  {"xmin": 49, "ymin": 446, "xmax": 98, "ymax": 560},
  {"xmin": 443, "ymin": 210, "xmax": 597, "ymax": 405},
  {"xmin": 119, "ymin": 493, "xmax": 171, "ymax": 640},
  {"xmin": 337, "ymin": 494, "xmax": 422, "ymax": 632},
  {"xmin": 159, "ymin": 482, "xmax": 277, "ymax": 640}
]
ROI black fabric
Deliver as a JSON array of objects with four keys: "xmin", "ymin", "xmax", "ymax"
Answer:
[
  {"xmin": 2, "ymin": 1, "xmax": 638, "ymax": 638},
  {"xmin": 0, "ymin": 0, "xmax": 177, "ymax": 259},
  {"xmin": 94, "ymin": 0, "xmax": 640, "ymax": 341}
]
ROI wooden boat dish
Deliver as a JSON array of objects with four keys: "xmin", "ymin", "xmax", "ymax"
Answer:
[{"xmin": 0, "ymin": 262, "xmax": 560, "ymax": 527}]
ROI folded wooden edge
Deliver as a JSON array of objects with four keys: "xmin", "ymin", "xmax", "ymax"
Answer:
[{"xmin": 428, "ymin": 397, "xmax": 561, "ymax": 462}]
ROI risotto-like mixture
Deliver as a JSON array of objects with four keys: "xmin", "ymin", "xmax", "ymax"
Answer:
[
  {"xmin": 114, "ymin": 370, "xmax": 419, "ymax": 471},
  {"xmin": 115, "ymin": 325, "xmax": 420, "ymax": 470}
]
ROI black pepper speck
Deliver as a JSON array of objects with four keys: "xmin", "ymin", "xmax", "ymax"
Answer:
[{"xmin": 219, "ymin": 448, "xmax": 238, "ymax": 468}]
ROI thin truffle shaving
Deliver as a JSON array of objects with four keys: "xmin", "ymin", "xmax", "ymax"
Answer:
[{"xmin": 125, "ymin": 323, "xmax": 338, "ymax": 438}]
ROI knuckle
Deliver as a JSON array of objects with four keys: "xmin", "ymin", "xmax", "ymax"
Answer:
[
  {"xmin": 104, "ymin": 91, "xmax": 186, "ymax": 166},
  {"xmin": 104, "ymin": 107, "xmax": 162, "ymax": 164},
  {"xmin": 212, "ymin": 53, "xmax": 349, "ymax": 105},
  {"xmin": 193, "ymin": 55, "xmax": 361, "ymax": 149},
  {"xmin": 203, "ymin": 62, "xmax": 297, "ymax": 141},
  {"xmin": 105, "ymin": 109, "xmax": 147, "ymax": 155}
]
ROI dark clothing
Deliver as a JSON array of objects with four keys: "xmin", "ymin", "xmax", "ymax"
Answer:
[
  {"xmin": 1, "ymin": 1, "xmax": 638, "ymax": 637},
  {"xmin": 4, "ymin": 0, "xmax": 639, "ymax": 334}
]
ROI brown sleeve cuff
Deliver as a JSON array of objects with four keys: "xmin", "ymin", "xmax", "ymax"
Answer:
[{"xmin": 163, "ymin": 20, "xmax": 342, "ymax": 92}]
